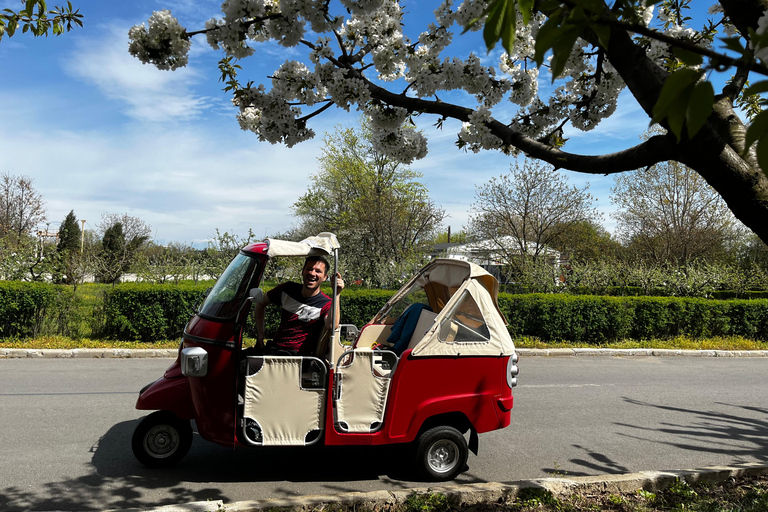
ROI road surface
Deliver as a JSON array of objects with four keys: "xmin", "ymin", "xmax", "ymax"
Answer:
[{"xmin": 1, "ymin": 356, "xmax": 767, "ymax": 511}]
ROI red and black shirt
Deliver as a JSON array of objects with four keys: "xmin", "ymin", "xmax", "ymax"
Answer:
[{"xmin": 267, "ymin": 282, "xmax": 331, "ymax": 354}]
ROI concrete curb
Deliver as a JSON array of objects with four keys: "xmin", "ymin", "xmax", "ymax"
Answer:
[
  {"xmin": 5, "ymin": 347, "xmax": 768, "ymax": 358},
  {"xmin": 107, "ymin": 463, "xmax": 768, "ymax": 512},
  {"xmin": 0, "ymin": 348, "xmax": 178, "ymax": 358}
]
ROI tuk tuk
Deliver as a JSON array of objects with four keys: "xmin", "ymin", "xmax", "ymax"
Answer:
[{"xmin": 132, "ymin": 233, "xmax": 518, "ymax": 481}]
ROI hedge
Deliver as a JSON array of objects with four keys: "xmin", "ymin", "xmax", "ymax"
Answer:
[
  {"xmin": 6, "ymin": 280, "xmax": 768, "ymax": 343},
  {"xmin": 503, "ymin": 294, "xmax": 768, "ymax": 341},
  {"xmin": 0, "ymin": 282, "xmax": 60, "ymax": 337},
  {"xmin": 102, "ymin": 283, "xmax": 396, "ymax": 342}
]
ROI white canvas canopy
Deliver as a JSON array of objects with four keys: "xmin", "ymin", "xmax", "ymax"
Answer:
[
  {"xmin": 265, "ymin": 232, "xmax": 340, "ymax": 257},
  {"xmin": 375, "ymin": 259, "xmax": 515, "ymax": 358}
]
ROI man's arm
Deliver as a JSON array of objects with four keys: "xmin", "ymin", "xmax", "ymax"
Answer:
[
  {"xmin": 253, "ymin": 295, "xmax": 272, "ymax": 348},
  {"xmin": 324, "ymin": 272, "xmax": 345, "ymax": 330}
]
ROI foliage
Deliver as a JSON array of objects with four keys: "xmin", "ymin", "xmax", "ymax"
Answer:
[
  {"xmin": 292, "ymin": 121, "xmax": 445, "ymax": 288},
  {"xmin": 0, "ymin": 281, "xmax": 57, "ymax": 337},
  {"xmin": 0, "ymin": 172, "xmax": 46, "ymax": 242},
  {"xmin": 503, "ymin": 293, "xmax": 768, "ymax": 342},
  {"xmin": 95, "ymin": 215, "xmax": 151, "ymax": 284},
  {"xmin": 56, "ymin": 210, "xmax": 82, "ymax": 285},
  {"xmin": 611, "ymin": 146, "xmax": 739, "ymax": 264},
  {"xmin": 202, "ymin": 228, "xmax": 258, "ymax": 281},
  {"xmin": 469, "ymin": 159, "xmax": 600, "ymax": 271},
  {"xmin": 127, "ymin": 0, "xmax": 768, "ymax": 247},
  {"xmin": 0, "ymin": 0, "xmax": 83, "ymax": 42},
  {"xmin": 133, "ymin": 241, "xmax": 199, "ymax": 284},
  {"xmin": 547, "ymin": 219, "xmax": 621, "ymax": 263},
  {"xmin": 403, "ymin": 493, "xmax": 450, "ymax": 512}
]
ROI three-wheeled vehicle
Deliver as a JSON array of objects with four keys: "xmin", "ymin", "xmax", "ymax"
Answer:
[{"xmin": 132, "ymin": 233, "xmax": 518, "ymax": 481}]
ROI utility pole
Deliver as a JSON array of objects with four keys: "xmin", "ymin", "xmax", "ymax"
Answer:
[{"xmin": 80, "ymin": 219, "xmax": 86, "ymax": 254}]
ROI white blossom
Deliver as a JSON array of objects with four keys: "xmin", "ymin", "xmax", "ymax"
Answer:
[{"xmin": 128, "ymin": 10, "xmax": 190, "ymax": 70}]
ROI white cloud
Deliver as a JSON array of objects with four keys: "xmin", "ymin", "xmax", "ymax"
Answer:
[{"xmin": 64, "ymin": 24, "xmax": 211, "ymax": 122}]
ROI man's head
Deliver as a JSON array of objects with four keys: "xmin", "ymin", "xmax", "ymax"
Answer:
[{"xmin": 301, "ymin": 256, "xmax": 330, "ymax": 294}]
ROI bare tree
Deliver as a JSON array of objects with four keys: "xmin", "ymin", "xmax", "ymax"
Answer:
[
  {"xmin": 469, "ymin": 159, "xmax": 601, "ymax": 268},
  {"xmin": 611, "ymin": 159, "xmax": 738, "ymax": 264},
  {"xmin": 0, "ymin": 173, "xmax": 46, "ymax": 242}
]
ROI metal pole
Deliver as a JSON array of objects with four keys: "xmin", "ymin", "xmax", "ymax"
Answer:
[{"xmin": 80, "ymin": 219, "xmax": 86, "ymax": 254}]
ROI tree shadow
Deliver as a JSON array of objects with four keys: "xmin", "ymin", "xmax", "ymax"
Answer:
[
  {"xmin": 614, "ymin": 398, "xmax": 768, "ymax": 462},
  {"xmin": 541, "ymin": 445, "xmax": 630, "ymax": 477},
  {"xmin": 0, "ymin": 419, "xmax": 419, "ymax": 512}
]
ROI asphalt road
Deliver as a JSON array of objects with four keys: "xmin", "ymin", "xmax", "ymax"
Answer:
[{"xmin": 1, "ymin": 356, "xmax": 767, "ymax": 511}]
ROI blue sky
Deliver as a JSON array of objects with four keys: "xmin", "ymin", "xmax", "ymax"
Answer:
[{"xmin": 0, "ymin": 0, "xmax": 683, "ymax": 245}]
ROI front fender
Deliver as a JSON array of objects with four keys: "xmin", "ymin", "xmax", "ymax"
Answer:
[{"xmin": 136, "ymin": 375, "xmax": 194, "ymax": 420}]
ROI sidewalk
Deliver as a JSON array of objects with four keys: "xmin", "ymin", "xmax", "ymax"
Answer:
[
  {"xmin": 3, "ymin": 347, "xmax": 768, "ymax": 358},
  {"xmin": 106, "ymin": 463, "xmax": 768, "ymax": 512}
]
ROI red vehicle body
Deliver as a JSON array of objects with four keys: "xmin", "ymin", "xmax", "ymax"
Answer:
[{"xmin": 133, "ymin": 234, "xmax": 518, "ymax": 480}]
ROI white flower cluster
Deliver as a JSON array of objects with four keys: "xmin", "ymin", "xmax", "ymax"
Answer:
[
  {"xmin": 458, "ymin": 106, "xmax": 503, "ymax": 153},
  {"xmin": 128, "ymin": 10, "xmax": 190, "ymax": 70},
  {"xmin": 129, "ymin": 0, "xmax": 712, "ymax": 163}
]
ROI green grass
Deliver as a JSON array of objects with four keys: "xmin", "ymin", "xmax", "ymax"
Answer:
[{"xmin": 513, "ymin": 334, "xmax": 768, "ymax": 351}]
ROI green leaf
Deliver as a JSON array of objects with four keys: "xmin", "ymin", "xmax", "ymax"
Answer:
[
  {"xmin": 651, "ymin": 68, "xmax": 701, "ymax": 124},
  {"xmin": 549, "ymin": 27, "xmax": 581, "ymax": 79},
  {"xmin": 593, "ymin": 23, "xmax": 610, "ymax": 49},
  {"xmin": 482, "ymin": 0, "xmax": 506, "ymax": 50},
  {"xmin": 720, "ymin": 36, "xmax": 746, "ymax": 55},
  {"xmin": 666, "ymin": 91, "xmax": 689, "ymax": 142},
  {"xmin": 744, "ymin": 80, "xmax": 768, "ymax": 96},
  {"xmin": 686, "ymin": 80, "xmax": 714, "ymax": 139},
  {"xmin": 25, "ymin": 0, "xmax": 36, "ymax": 16},
  {"xmin": 757, "ymin": 131, "xmax": 768, "ymax": 177},
  {"xmin": 672, "ymin": 47, "xmax": 703, "ymax": 66},
  {"xmin": 533, "ymin": 10, "xmax": 565, "ymax": 67},
  {"xmin": 500, "ymin": 0, "xmax": 517, "ymax": 54},
  {"xmin": 744, "ymin": 110, "xmax": 768, "ymax": 154},
  {"xmin": 518, "ymin": 0, "xmax": 534, "ymax": 24}
]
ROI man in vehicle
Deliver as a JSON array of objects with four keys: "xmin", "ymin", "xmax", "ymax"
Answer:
[{"xmin": 252, "ymin": 255, "xmax": 344, "ymax": 356}]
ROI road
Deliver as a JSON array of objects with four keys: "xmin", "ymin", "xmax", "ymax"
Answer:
[{"xmin": 1, "ymin": 356, "xmax": 767, "ymax": 511}]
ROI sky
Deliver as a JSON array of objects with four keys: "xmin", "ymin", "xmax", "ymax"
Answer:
[{"xmin": 0, "ymin": 0, "xmax": 704, "ymax": 247}]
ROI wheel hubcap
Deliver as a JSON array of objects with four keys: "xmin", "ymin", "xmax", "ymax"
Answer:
[
  {"xmin": 144, "ymin": 425, "xmax": 179, "ymax": 458},
  {"xmin": 427, "ymin": 439, "xmax": 459, "ymax": 473}
]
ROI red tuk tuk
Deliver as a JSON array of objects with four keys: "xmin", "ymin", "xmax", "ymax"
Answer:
[{"xmin": 132, "ymin": 233, "xmax": 518, "ymax": 481}]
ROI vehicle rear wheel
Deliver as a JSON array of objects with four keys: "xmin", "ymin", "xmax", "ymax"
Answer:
[
  {"xmin": 415, "ymin": 426, "xmax": 468, "ymax": 481},
  {"xmin": 132, "ymin": 411, "xmax": 192, "ymax": 468}
]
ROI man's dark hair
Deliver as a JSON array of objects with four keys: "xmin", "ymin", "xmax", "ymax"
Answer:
[{"xmin": 303, "ymin": 255, "xmax": 330, "ymax": 274}]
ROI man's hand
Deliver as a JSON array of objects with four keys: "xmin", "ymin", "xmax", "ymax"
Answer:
[{"xmin": 334, "ymin": 272, "xmax": 345, "ymax": 293}]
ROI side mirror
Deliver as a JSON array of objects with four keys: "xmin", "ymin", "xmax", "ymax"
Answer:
[
  {"xmin": 339, "ymin": 324, "xmax": 359, "ymax": 346},
  {"xmin": 249, "ymin": 288, "xmax": 264, "ymax": 303},
  {"xmin": 181, "ymin": 347, "xmax": 208, "ymax": 377}
]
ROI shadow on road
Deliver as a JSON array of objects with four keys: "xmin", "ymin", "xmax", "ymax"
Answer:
[
  {"xmin": 0, "ymin": 419, "xmax": 418, "ymax": 512},
  {"xmin": 615, "ymin": 398, "xmax": 768, "ymax": 462}
]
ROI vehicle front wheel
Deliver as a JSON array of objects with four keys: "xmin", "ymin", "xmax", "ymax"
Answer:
[
  {"xmin": 132, "ymin": 411, "xmax": 192, "ymax": 468},
  {"xmin": 415, "ymin": 426, "xmax": 468, "ymax": 481}
]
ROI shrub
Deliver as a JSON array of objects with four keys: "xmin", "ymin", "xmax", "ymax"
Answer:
[{"xmin": 0, "ymin": 281, "xmax": 58, "ymax": 337}]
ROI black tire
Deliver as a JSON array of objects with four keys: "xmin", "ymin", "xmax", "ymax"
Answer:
[
  {"xmin": 415, "ymin": 426, "xmax": 468, "ymax": 481},
  {"xmin": 132, "ymin": 411, "xmax": 192, "ymax": 468}
]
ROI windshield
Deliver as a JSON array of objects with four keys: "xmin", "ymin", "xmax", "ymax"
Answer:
[{"xmin": 198, "ymin": 252, "xmax": 260, "ymax": 320}]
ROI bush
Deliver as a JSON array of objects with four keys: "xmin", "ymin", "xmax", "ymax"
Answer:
[
  {"xmin": 502, "ymin": 293, "xmax": 768, "ymax": 342},
  {"xmin": 0, "ymin": 282, "xmax": 58, "ymax": 337}
]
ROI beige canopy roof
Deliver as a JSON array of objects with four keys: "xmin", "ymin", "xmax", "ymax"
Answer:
[
  {"xmin": 265, "ymin": 232, "xmax": 340, "ymax": 257},
  {"xmin": 374, "ymin": 258, "xmax": 515, "ymax": 357}
]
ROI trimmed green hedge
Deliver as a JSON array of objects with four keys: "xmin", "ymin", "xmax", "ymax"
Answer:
[
  {"xmin": 502, "ymin": 294, "xmax": 768, "ymax": 341},
  {"xmin": 0, "ymin": 282, "xmax": 59, "ymax": 337},
  {"xmin": 4, "ymin": 280, "xmax": 764, "ymax": 343}
]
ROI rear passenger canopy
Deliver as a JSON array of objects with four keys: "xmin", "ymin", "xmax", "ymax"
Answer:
[{"xmin": 381, "ymin": 259, "xmax": 515, "ymax": 358}]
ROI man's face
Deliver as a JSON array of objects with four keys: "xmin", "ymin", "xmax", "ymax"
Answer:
[{"xmin": 302, "ymin": 260, "xmax": 328, "ymax": 291}]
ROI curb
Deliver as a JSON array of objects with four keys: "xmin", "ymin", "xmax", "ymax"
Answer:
[
  {"xmin": 4, "ymin": 348, "xmax": 768, "ymax": 358},
  {"xmin": 106, "ymin": 463, "xmax": 768, "ymax": 512},
  {"xmin": 0, "ymin": 348, "xmax": 178, "ymax": 358}
]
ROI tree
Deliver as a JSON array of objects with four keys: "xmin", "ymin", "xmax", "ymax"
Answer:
[
  {"xmin": 546, "ymin": 219, "xmax": 621, "ymax": 263},
  {"xmin": 0, "ymin": 172, "xmax": 46, "ymax": 243},
  {"xmin": 129, "ymin": 1, "xmax": 768, "ymax": 247},
  {"xmin": 469, "ymin": 159, "xmax": 600, "ymax": 269},
  {"xmin": 56, "ymin": 210, "xmax": 81, "ymax": 285},
  {"xmin": 292, "ymin": 122, "xmax": 446, "ymax": 287},
  {"xmin": 0, "ymin": 1, "xmax": 83, "ymax": 42},
  {"xmin": 95, "ymin": 214, "xmax": 151, "ymax": 284},
  {"xmin": 611, "ymin": 158, "xmax": 738, "ymax": 264}
]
